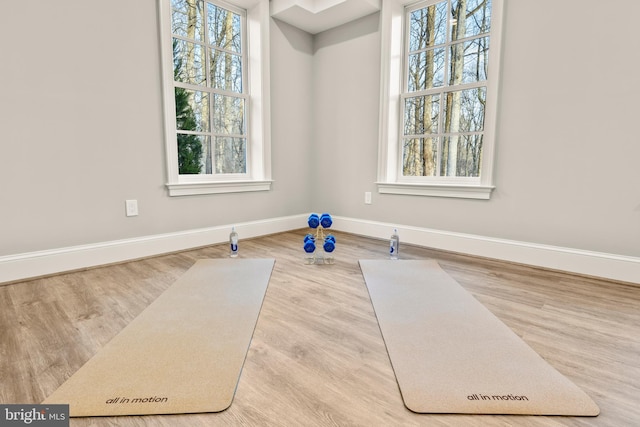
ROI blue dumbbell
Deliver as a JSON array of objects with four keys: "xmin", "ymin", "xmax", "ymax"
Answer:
[
  {"xmin": 323, "ymin": 239, "xmax": 335, "ymax": 253},
  {"xmin": 320, "ymin": 213, "xmax": 333, "ymax": 228},
  {"xmin": 308, "ymin": 213, "xmax": 320, "ymax": 229},
  {"xmin": 304, "ymin": 240, "xmax": 316, "ymax": 253}
]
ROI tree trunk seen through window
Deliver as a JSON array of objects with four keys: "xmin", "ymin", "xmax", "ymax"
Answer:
[{"xmin": 443, "ymin": 0, "xmax": 466, "ymax": 176}]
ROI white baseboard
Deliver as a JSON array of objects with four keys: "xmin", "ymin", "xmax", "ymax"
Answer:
[
  {"xmin": 2, "ymin": 213, "xmax": 638, "ymax": 285},
  {"xmin": 0, "ymin": 214, "xmax": 307, "ymax": 284},
  {"xmin": 331, "ymin": 216, "xmax": 640, "ymax": 285}
]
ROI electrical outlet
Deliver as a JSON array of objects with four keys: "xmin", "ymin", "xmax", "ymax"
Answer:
[
  {"xmin": 125, "ymin": 200, "xmax": 138, "ymax": 217},
  {"xmin": 364, "ymin": 192, "xmax": 372, "ymax": 204}
]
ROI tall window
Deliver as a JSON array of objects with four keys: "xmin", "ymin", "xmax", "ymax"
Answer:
[
  {"xmin": 159, "ymin": 0, "xmax": 271, "ymax": 196},
  {"xmin": 404, "ymin": 0, "xmax": 491, "ymax": 178},
  {"xmin": 378, "ymin": 0, "xmax": 502, "ymax": 199}
]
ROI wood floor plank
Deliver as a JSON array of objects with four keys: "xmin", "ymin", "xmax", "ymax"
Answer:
[{"xmin": 1, "ymin": 230, "xmax": 638, "ymax": 426}]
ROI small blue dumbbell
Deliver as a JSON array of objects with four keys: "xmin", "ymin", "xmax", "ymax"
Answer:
[
  {"xmin": 308, "ymin": 213, "xmax": 320, "ymax": 229},
  {"xmin": 304, "ymin": 239, "xmax": 316, "ymax": 253},
  {"xmin": 319, "ymin": 213, "xmax": 333, "ymax": 229},
  {"xmin": 323, "ymin": 238, "xmax": 335, "ymax": 253}
]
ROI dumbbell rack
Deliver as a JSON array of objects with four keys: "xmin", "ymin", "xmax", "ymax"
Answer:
[
  {"xmin": 303, "ymin": 213, "xmax": 336, "ymax": 265},
  {"xmin": 304, "ymin": 226, "xmax": 334, "ymax": 265}
]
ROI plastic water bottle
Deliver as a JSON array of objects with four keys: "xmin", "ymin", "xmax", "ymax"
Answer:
[
  {"xmin": 390, "ymin": 228, "xmax": 399, "ymax": 260},
  {"xmin": 229, "ymin": 227, "xmax": 238, "ymax": 257}
]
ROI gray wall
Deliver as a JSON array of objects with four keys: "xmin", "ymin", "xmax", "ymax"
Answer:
[
  {"xmin": 0, "ymin": 0, "xmax": 314, "ymax": 256},
  {"xmin": 1, "ymin": 0, "xmax": 639, "ymax": 260},
  {"xmin": 311, "ymin": 2, "xmax": 640, "ymax": 258}
]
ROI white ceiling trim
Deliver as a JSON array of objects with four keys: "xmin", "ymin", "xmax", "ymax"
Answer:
[{"xmin": 270, "ymin": 0, "xmax": 381, "ymax": 34}]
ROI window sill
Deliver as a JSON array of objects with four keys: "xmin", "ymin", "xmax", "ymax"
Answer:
[
  {"xmin": 377, "ymin": 182, "xmax": 494, "ymax": 200},
  {"xmin": 166, "ymin": 180, "xmax": 272, "ymax": 196}
]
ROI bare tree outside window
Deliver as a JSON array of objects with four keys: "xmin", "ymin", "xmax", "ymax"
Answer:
[
  {"xmin": 171, "ymin": 0, "xmax": 247, "ymax": 175},
  {"xmin": 403, "ymin": 0, "xmax": 491, "ymax": 178}
]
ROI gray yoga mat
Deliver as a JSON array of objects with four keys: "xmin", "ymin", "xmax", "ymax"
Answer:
[
  {"xmin": 359, "ymin": 259, "xmax": 599, "ymax": 415},
  {"xmin": 44, "ymin": 258, "xmax": 274, "ymax": 417}
]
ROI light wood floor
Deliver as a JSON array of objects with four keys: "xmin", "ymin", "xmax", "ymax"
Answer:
[{"xmin": 1, "ymin": 231, "xmax": 638, "ymax": 426}]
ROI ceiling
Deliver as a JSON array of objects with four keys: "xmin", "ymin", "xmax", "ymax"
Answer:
[{"xmin": 270, "ymin": 0, "xmax": 381, "ymax": 34}]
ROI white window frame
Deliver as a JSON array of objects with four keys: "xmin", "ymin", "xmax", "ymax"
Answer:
[
  {"xmin": 377, "ymin": 0, "xmax": 503, "ymax": 199},
  {"xmin": 158, "ymin": 0, "xmax": 272, "ymax": 196}
]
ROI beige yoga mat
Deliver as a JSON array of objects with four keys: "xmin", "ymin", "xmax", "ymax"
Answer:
[
  {"xmin": 359, "ymin": 259, "xmax": 599, "ymax": 416},
  {"xmin": 44, "ymin": 258, "xmax": 274, "ymax": 417}
]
